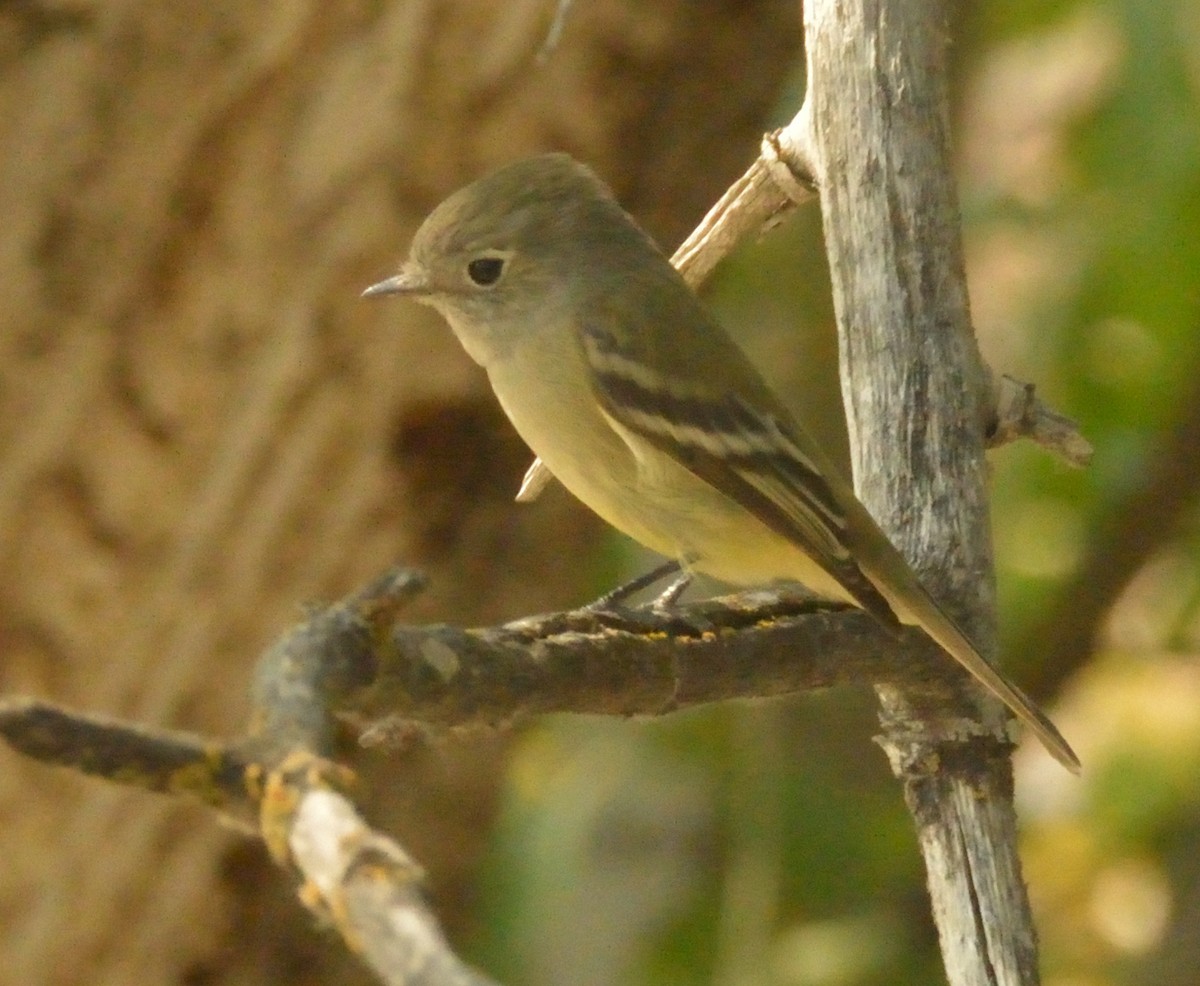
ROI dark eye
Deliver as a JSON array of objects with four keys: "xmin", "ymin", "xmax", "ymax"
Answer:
[{"xmin": 466, "ymin": 256, "xmax": 506, "ymax": 286}]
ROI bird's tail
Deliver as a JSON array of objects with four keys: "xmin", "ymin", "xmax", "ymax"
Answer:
[{"xmin": 863, "ymin": 548, "xmax": 1081, "ymax": 774}]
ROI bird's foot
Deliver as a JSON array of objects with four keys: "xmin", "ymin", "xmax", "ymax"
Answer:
[{"xmin": 584, "ymin": 559, "xmax": 683, "ymax": 611}]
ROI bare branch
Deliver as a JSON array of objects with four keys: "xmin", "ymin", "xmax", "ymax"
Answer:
[
  {"xmin": 265, "ymin": 753, "xmax": 498, "ymax": 986},
  {"xmin": 0, "ymin": 698, "xmax": 251, "ymax": 811},
  {"xmin": 2, "ymin": 576, "xmax": 986, "ymax": 784},
  {"xmin": 3, "ymin": 568, "xmax": 999, "ymax": 986},
  {"xmin": 986, "ymin": 372, "xmax": 1093, "ymax": 467},
  {"xmin": 0, "ymin": 568, "xmax": 490, "ymax": 986},
  {"xmin": 670, "ymin": 112, "xmax": 818, "ymax": 285},
  {"xmin": 358, "ymin": 592, "xmax": 923, "ymax": 728}
]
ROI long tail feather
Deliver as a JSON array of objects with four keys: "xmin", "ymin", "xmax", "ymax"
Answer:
[{"xmin": 882, "ymin": 569, "xmax": 1081, "ymax": 773}]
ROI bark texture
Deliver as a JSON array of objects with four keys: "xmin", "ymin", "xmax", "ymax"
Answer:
[
  {"xmin": 0, "ymin": 3, "xmax": 800, "ymax": 984},
  {"xmin": 804, "ymin": 1, "xmax": 1043, "ymax": 984}
]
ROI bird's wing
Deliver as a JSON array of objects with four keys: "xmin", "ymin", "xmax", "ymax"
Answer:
[
  {"xmin": 580, "ymin": 307, "xmax": 1081, "ymax": 771},
  {"xmin": 579, "ymin": 316, "xmax": 902, "ymax": 633}
]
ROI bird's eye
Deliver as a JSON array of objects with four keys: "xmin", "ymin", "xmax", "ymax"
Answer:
[{"xmin": 466, "ymin": 256, "xmax": 506, "ymax": 287}]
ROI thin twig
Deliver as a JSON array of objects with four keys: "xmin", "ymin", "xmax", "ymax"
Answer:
[
  {"xmin": 0, "ymin": 698, "xmax": 252, "ymax": 811},
  {"xmin": 987, "ymin": 372, "xmax": 1093, "ymax": 467}
]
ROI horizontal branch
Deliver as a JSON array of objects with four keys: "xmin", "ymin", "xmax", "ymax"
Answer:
[
  {"xmin": 1, "ymin": 570, "xmax": 1014, "ymax": 793},
  {"xmin": 0, "ymin": 698, "xmax": 253, "ymax": 811},
  {"xmin": 354, "ymin": 590, "xmax": 959, "ymax": 732},
  {"xmin": 0, "ymin": 566, "xmax": 1025, "ymax": 986}
]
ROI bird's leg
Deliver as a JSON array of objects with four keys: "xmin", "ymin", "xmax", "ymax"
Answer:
[
  {"xmin": 585, "ymin": 559, "xmax": 682, "ymax": 611},
  {"xmin": 651, "ymin": 571, "xmax": 693, "ymax": 610}
]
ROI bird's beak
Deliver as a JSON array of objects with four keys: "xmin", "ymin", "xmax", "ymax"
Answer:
[{"xmin": 361, "ymin": 263, "xmax": 431, "ymax": 299}]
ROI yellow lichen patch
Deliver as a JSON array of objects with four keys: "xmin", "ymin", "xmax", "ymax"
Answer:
[
  {"xmin": 163, "ymin": 746, "xmax": 232, "ymax": 805},
  {"xmin": 259, "ymin": 769, "xmax": 303, "ymax": 863}
]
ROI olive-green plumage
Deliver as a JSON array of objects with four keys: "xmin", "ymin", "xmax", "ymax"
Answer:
[{"xmin": 365, "ymin": 153, "xmax": 1079, "ymax": 773}]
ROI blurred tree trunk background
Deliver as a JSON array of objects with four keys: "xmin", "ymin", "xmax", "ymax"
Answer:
[{"xmin": 0, "ymin": 3, "xmax": 800, "ymax": 984}]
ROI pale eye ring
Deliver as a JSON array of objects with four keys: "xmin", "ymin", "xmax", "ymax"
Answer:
[{"xmin": 466, "ymin": 256, "xmax": 506, "ymax": 286}]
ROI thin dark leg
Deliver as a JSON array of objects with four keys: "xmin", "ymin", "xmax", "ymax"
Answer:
[{"xmin": 586, "ymin": 559, "xmax": 682, "ymax": 611}]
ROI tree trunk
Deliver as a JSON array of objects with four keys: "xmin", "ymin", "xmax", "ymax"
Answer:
[{"xmin": 805, "ymin": 1, "xmax": 1043, "ymax": 983}]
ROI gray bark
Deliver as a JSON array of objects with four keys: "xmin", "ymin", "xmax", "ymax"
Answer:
[{"xmin": 804, "ymin": 1, "xmax": 1043, "ymax": 984}]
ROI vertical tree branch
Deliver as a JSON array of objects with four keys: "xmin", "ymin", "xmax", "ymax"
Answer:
[{"xmin": 804, "ymin": 2, "xmax": 1043, "ymax": 985}]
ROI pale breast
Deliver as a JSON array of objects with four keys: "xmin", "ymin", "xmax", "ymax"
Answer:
[{"xmin": 485, "ymin": 336, "xmax": 852, "ymax": 601}]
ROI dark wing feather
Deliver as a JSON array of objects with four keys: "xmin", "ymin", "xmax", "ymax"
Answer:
[{"xmin": 581, "ymin": 322, "xmax": 901, "ymax": 633}]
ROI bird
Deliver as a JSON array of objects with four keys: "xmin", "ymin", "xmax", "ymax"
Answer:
[{"xmin": 363, "ymin": 153, "xmax": 1080, "ymax": 773}]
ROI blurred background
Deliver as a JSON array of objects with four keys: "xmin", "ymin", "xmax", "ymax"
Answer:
[{"xmin": 0, "ymin": 1, "xmax": 1197, "ymax": 984}]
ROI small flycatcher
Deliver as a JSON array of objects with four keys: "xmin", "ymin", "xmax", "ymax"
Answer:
[{"xmin": 364, "ymin": 154, "xmax": 1079, "ymax": 772}]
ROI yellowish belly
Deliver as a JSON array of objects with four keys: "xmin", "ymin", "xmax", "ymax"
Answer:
[{"xmin": 488, "ymin": 354, "xmax": 852, "ymax": 601}]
